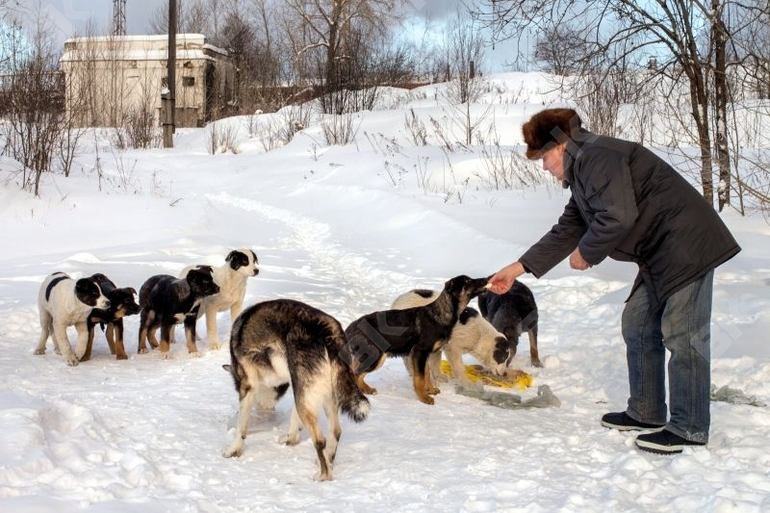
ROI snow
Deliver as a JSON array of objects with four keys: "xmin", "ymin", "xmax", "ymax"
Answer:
[{"xmin": 1, "ymin": 72, "xmax": 769, "ymax": 512}]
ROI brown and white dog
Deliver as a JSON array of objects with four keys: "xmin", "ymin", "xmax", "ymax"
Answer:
[
  {"xmin": 391, "ymin": 289, "xmax": 514, "ymax": 386},
  {"xmin": 82, "ymin": 273, "xmax": 141, "ymax": 361},
  {"xmin": 179, "ymin": 248, "xmax": 259, "ymax": 350},
  {"xmin": 35, "ymin": 272, "xmax": 111, "ymax": 366},
  {"xmin": 342, "ymin": 275, "xmax": 491, "ymax": 405},
  {"xmin": 137, "ymin": 268, "xmax": 220, "ymax": 358}
]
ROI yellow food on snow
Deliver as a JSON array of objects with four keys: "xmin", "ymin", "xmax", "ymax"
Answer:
[{"xmin": 440, "ymin": 360, "xmax": 533, "ymax": 390}]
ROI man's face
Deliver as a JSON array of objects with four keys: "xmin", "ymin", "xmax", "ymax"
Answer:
[{"xmin": 541, "ymin": 143, "xmax": 567, "ymax": 182}]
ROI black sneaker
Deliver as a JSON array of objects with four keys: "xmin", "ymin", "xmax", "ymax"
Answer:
[
  {"xmin": 601, "ymin": 412, "xmax": 666, "ymax": 431},
  {"xmin": 635, "ymin": 429, "xmax": 707, "ymax": 454}
]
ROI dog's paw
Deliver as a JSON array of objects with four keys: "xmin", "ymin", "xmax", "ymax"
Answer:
[
  {"xmin": 427, "ymin": 386, "xmax": 441, "ymax": 396},
  {"xmin": 138, "ymin": 348, "xmax": 148, "ymax": 354},
  {"xmin": 279, "ymin": 433, "xmax": 300, "ymax": 446},
  {"xmin": 418, "ymin": 395, "xmax": 435, "ymax": 405},
  {"xmin": 531, "ymin": 358, "xmax": 543, "ymax": 368},
  {"xmin": 65, "ymin": 355, "xmax": 79, "ymax": 367},
  {"xmin": 222, "ymin": 446, "xmax": 242, "ymax": 458},
  {"xmin": 189, "ymin": 351, "xmax": 201, "ymax": 358},
  {"xmin": 209, "ymin": 342, "xmax": 220, "ymax": 351},
  {"xmin": 161, "ymin": 352, "xmax": 170, "ymax": 360},
  {"xmin": 54, "ymin": 347, "xmax": 62, "ymax": 355},
  {"xmin": 34, "ymin": 348, "xmax": 46, "ymax": 355},
  {"xmin": 116, "ymin": 354, "xmax": 128, "ymax": 361}
]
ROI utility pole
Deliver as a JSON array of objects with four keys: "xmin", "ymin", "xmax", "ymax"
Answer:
[{"xmin": 163, "ymin": 0, "xmax": 177, "ymax": 148}]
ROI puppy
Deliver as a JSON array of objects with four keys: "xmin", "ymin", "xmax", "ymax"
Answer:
[
  {"xmin": 137, "ymin": 267, "xmax": 220, "ymax": 358},
  {"xmin": 342, "ymin": 275, "xmax": 490, "ymax": 405},
  {"xmin": 179, "ymin": 248, "xmax": 259, "ymax": 350},
  {"xmin": 392, "ymin": 289, "xmax": 513, "ymax": 386},
  {"xmin": 81, "ymin": 273, "xmax": 141, "ymax": 361},
  {"xmin": 478, "ymin": 280, "xmax": 542, "ymax": 367},
  {"xmin": 223, "ymin": 299, "xmax": 369, "ymax": 482},
  {"xmin": 35, "ymin": 272, "xmax": 111, "ymax": 366}
]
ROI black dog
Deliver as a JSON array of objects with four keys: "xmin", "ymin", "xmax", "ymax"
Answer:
[
  {"xmin": 137, "ymin": 267, "xmax": 220, "ymax": 358},
  {"xmin": 478, "ymin": 280, "xmax": 541, "ymax": 367},
  {"xmin": 342, "ymin": 275, "xmax": 490, "ymax": 405},
  {"xmin": 82, "ymin": 273, "xmax": 141, "ymax": 361}
]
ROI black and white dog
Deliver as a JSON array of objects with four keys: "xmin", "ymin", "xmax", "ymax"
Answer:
[
  {"xmin": 343, "ymin": 275, "xmax": 491, "ymax": 405},
  {"xmin": 223, "ymin": 299, "xmax": 369, "ymax": 482},
  {"xmin": 137, "ymin": 267, "xmax": 220, "ymax": 358},
  {"xmin": 391, "ymin": 289, "xmax": 514, "ymax": 386},
  {"xmin": 82, "ymin": 273, "xmax": 141, "ymax": 361},
  {"xmin": 35, "ymin": 272, "xmax": 111, "ymax": 366},
  {"xmin": 179, "ymin": 248, "xmax": 259, "ymax": 350},
  {"xmin": 478, "ymin": 281, "xmax": 542, "ymax": 367}
]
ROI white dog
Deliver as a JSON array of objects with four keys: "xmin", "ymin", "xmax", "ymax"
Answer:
[
  {"xmin": 179, "ymin": 248, "xmax": 259, "ymax": 350},
  {"xmin": 36, "ymin": 272, "xmax": 111, "ymax": 366},
  {"xmin": 391, "ymin": 289, "xmax": 514, "ymax": 386}
]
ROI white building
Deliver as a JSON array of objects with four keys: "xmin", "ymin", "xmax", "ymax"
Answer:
[{"xmin": 60, "ymin": 33, "xmax": 235, "ymax": 128}]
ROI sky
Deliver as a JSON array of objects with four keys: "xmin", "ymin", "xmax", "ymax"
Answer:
[
  {"xmin": 0, "ymin": 71, "xmax": 769, "ymax": 511},
  {"xmin": 5, "ymin": 0, "xmax": 525, "ymax": 72}
]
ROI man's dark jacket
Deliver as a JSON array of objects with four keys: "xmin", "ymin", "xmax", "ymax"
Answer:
[{"xmin": 519, "ymin": 130, "xmax": 741, "ymax": 306}]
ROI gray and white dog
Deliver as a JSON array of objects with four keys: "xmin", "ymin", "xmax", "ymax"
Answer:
[
  {"xmin": 36, "ymin": 272, "xmax": 111, "ymax": 366},
  {"xmin": 223, "ymin": 299, "xmax": 369, "ymax": 482},
  {"xmin": 391, "ymin": 289, "xmax": 514, "ymax": 385},
  {"xmin": 179, "ymin": 248, "xmax": 259, "ymax": 350}
]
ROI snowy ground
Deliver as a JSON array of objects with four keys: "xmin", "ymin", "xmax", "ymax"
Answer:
[{"xmin": 1, "ymin": 73, "xmax": 769, "ymax": 512}]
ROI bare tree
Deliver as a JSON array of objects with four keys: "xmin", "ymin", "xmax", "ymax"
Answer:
[
  {"xmin": 1, "ymin": 7, "xmax": 63, "ymax": 196},
  {"xmin": 475, "ymin": 0, "xmax": 770, "ymax": 210},
  {"xmin": 534, "ymin": 25, "xmax": 590, "ymax": 76},
  {"xmin": 281, "ymin": 0, "xmax": 403, "ymax": 112},
  {"xmin": 443, "ymin": 10, "xmax": 485, "ymax": 105},
  {"xmin": 149, "ymin": 0, "xmax": 217, "ymax": 35}
]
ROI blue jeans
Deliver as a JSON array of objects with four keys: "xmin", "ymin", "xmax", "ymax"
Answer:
[{"xmin": 621, "ymin": 271, "xmax": 714, "ymax": 443}]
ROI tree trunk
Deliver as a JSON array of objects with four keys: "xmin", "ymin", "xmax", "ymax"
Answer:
[
  {"xmin": 687, "ymin": 63, "xmax": 715, "ymax": 206},
  {"xmin": 712, "ymin": 0, "xmax": 731, "ymax": 211}
]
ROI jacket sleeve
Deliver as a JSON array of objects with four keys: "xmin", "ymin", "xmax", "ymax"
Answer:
[
  {"xmin": 574, "ymin": 151, "xmax": 638, "ymax": 266},
  {"xmin": 519, "ymin": 195, "xmax": 587, "ymax": 278}
]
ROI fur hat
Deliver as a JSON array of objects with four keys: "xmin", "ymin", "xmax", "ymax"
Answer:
[{"xmin": 522, "ymin": 108, "xmax": 582, "ymax": 160}]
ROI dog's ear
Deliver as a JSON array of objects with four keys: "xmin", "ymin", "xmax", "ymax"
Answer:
[
  {"xmin": 445, "ymin": 274, "xmax": 471, "ymax": 294},
  {"xmin": 225, "ymin": 250, "xmax": 238, "ymax": 263},
  {"xmin": 185, "ymin": 268, "xmax": 205, "ymax": 286},
  {"xmin": 458, "ymin": 307, "xmax": 479, "ymax": 325},
  {"xmin": 74, "ymin": 278, "xmax": 100, "ymax": 306}
]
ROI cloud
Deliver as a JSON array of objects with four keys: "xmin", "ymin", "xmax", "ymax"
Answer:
[{"xmin": 402, "ymin": 0, "xmax": 467, "ymax": 21}]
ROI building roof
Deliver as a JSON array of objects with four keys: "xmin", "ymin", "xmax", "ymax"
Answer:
[{"xmin": 60, "ymin": 33, "xmax": 229, "ymax": 63}]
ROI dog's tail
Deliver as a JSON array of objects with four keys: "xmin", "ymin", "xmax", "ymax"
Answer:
[{"xmin": 330, "ymin": 336, "xmax": 370, "ymax": 423}]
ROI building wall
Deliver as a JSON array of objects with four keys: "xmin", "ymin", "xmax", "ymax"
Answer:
[{"xmin": 60, "ymin": 34, "xmax": 233, "ymax": 128}]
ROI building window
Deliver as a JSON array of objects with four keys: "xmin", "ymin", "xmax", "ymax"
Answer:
[{"xmin": 183, "ymin": 76, "xmax": 195, "ymax": 87}]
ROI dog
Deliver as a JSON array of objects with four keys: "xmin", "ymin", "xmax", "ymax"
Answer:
[
  {"xmin": 342, "ymin": 275, "xmax": 490, "ymax": 405},
  {"xmin": 478, "ymin": 280, "xmax": 542, "ymax": 367},
  {"xmin": 391, "ymin": 289, "xmax": 514, "ymax": 386},
  {"xmin": 35, "ymin": 272, "xmax": 111, "ymax": 366},
  {"xmin": 179, "ymin": 248, "xmax": 259, "ymax": 350},
  {"xmin": 137, "ymin": 267, "xmax": 220, "ymax": 358},
  {"xmin": 81, "ymin": 273, "xmax": 141, "ymax": 361},
  {"xmin": 222, "ymin": 299, "xmax": 369, "ymax": 482}
]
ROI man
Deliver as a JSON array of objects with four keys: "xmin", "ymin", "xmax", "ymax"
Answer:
[{"xmin": 489, "ymin": 108, "xmax": 740, "ymax": 454}]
